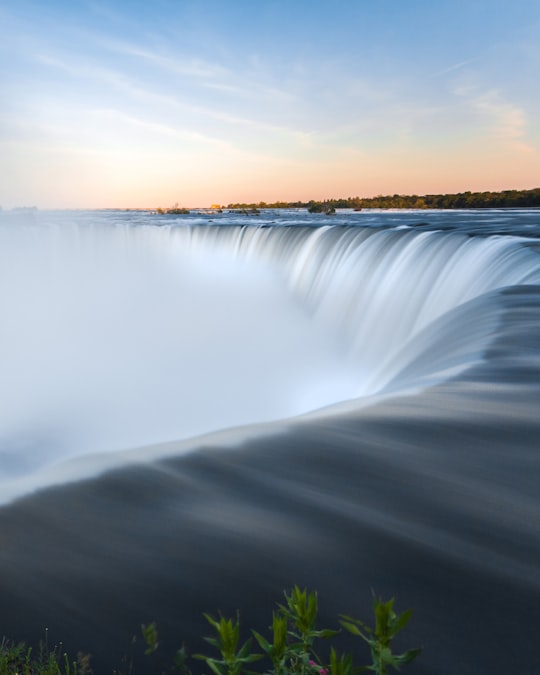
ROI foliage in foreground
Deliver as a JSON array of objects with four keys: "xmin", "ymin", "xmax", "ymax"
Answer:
[
  {"xmin": 0, "ymin": 630, "xmax": 91, "ymax": 675},
  {"xmin": 143, "ymin": 586, "xmax": 421, "ymax": 675},
  {"xmin": 0, "ymin": 588, "xmax": 421, "ymax": 674}
]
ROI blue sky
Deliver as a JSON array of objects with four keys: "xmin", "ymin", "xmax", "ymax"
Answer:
[{"xmin": 0, "ymin": 0, "xmax": 539, "ymax": 208}]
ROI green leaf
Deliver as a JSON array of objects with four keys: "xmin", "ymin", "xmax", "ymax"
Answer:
[
  {"xmin": 339, "ymin": 621, "xmax": 367, "ymax": 640},
  {"xmin": 378, "ymin": 646, "xmax": 393, "ymax": 664},
  {"xmin": 239, "ymin": 653, "xmax": 264, "ymax": 664},
  {"xmin": 271, "ymin": 612, "xmax": 288, "ymax": 653},
  {"xmin": 393, "ymin": 648, "xmax": 422, "ymax": 665},
  {"xmin": 329, "ymin": 646, "xmax": 355, "ymax": 675},
  {"xmin": 340, "ymin": 616, "xmax": 372, "ymax": 633},
  {"xmin": 373, "ymin": 597, "xmax": 395, "ymax": 639},
  {"xmin": 251, "ymin": 630, "xmax": 270, "ymax": 652},
  {"xmin": 173, "ymin": 645, "xmax": 189, "ymax": 672},
  {"xmin": 140, "ymin": 622, "xmax": 159, "ymax": 655},
  {"xmin": 205, "ymin": 658, "xmax": 225, "ymax": 675},
  {"xmin": 204, "ymin": 613, "xmax": 221, "ymax": 630},
  {"xmin": 313, "ymin": 629, "xmax": 340, "ymax": 639},
  {"xmin": 237, "ymin": 638, "xmax": 255, "ymax": 659},
  {"xmin": 389, "ymin": 610, "xmax": 412, "ymax": 636}
]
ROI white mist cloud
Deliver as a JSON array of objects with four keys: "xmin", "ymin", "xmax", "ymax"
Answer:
[{"xmin": 0, "ymin": 219, "xmax": 358, "ymax": 483}]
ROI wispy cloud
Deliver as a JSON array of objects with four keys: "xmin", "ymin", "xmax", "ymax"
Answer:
[
  {"xmin": 449, "ymin": 69, "xmax": 536, "ymax": 154},
  {"xmin": 35, "ymin": 50, "xmax": 310, "ymax": 145},
  {"xmin": 99, "ymin": 38, "xmax": 231, "ymax": 80},
  {"xmin": 473, "ymin": 90, "xmax": 534, "ymax": 153},
  {"xmin": 434, "ymin": 58, "xmax": 481, "ymax": 78},
  {"xmin": 99, "ymin": 36, "xmax": 297, "ymax": 105},
  {"xmin": 91, "ymin": 108, "xmax": 236, "ymax": 151}
]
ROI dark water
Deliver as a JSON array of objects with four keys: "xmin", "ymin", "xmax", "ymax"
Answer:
[{"xmin": 0, "ymin": 209, "xmax": 539, "ymax": 674}]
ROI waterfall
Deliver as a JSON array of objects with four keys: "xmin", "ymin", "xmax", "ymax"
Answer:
[{"xmin": 1, "ymin": 215, "xmax": 539, "ymax": 501}]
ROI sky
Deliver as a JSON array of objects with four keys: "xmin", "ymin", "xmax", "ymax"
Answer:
[{"xmin": 0, "ymin": 0, "xmax": 539, "ymax": 209}]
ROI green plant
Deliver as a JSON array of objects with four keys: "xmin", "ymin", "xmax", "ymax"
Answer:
[
  {"xmin": 340, "ymin": 595, "xmax": 421, "ymax": 675},
  {"xmin": 0, "ymin": 630, "xmax": 89, "ymax": 675},
  {"xmin": 251, "ymin": 587, "xmax": 338, "ymax": 675},
  {"xmin": 0, "ymin": 587, "xmax": 420, "ymax": 674},
  {"xmin": 194, "ymin": 612, "xmax": 263, "ymax": 675},
  {"xmin": 141, "ymin": 622, "xmax": 160, "ymax": 656},
  {"xmin": 186, "ymin": 586, "xmax": 420, "ymax": 675}
]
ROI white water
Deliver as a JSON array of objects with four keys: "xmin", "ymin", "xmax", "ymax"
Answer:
[
  {"xmin": 0, "ymin": 223, "xmax": 358, "ymax": 477},
  {"xmin": 1, "ymin": 213, "xmax": 540, "ymax": 499}
]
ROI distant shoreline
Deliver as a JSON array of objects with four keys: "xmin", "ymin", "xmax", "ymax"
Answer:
[
  {"xmin": 225, "ymin": 187, "xmax": 540, "ymax": 211},
  {"xmin": 3, "ymin": 188, "xmax": 539, "ymax": 213}
]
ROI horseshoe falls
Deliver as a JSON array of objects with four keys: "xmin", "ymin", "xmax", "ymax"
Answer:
[{"xmin": 0, "ymin": 209, "xmax": 539, "ymax": 675}]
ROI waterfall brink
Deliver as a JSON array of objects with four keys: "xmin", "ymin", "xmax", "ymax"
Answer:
[
  {"xmin": 172, "ymin": 225, "xmax": 540, "ymax": 392},
  {"xmin": 154, "ymin": 223, "xmax": 540, "ymax": 398},
  {"xmin": 1, "ymin": 216, "xmax": 540, "ymax": 501}
]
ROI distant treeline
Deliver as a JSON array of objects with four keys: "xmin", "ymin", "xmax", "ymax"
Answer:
[{"xmin": 227, "ymin": 188, "xmax": 540, "ymax": 210}]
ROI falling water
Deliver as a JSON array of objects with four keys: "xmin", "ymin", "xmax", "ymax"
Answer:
[{"xmin": 1, "ymin": 212, "xmax": 539, "ymax": 503}]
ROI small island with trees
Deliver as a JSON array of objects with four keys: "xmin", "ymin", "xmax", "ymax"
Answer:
[{"xmin": 155, "ymin": 203, "xmax": 190, "ymax": 215}]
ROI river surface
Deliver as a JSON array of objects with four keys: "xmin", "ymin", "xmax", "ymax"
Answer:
[{"xmin": 0, "ymin": 208, "xmax": 539, "ymax": 674}]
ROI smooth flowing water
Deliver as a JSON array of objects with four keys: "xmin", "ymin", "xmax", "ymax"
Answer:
[{"xmin": 0, "ymin": 208, "xmax": 539, "ymax": 674}]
